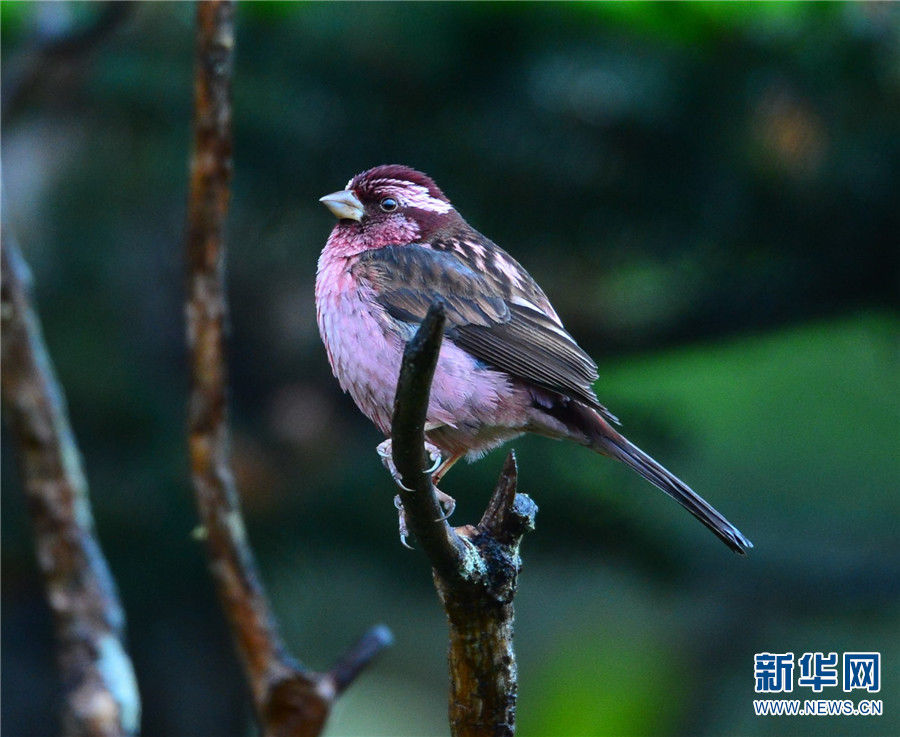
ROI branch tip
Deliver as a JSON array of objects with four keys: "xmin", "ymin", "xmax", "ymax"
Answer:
[
  {"xmin": 327, "ymin": 624, "xmax": 394, "ymax": 696},
  {"xmin": 478, "ymin": 450, "xmax": 532, "ymax": 543}
]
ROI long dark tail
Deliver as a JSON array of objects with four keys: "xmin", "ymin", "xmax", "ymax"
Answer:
[{"xmin": 565, "ymin": 405, "xmax": 753, "ymax": 554}]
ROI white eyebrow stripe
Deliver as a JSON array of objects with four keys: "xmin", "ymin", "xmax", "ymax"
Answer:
[
  {"xmin": 367, "ymin": 179, "xmax": 453, "ymax": 214},
  {"xmin": 402, "ymin": 186, "xmax": 453, "ymax": 213}
]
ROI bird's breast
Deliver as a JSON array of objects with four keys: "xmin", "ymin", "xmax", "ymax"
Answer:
[
  {"xmin": 314, "ymin": 247, "xmax": 528, "ymax": 446},
  {"xmin": 316, "ymin": 252, "xmax": 403, "ymax": 434}
]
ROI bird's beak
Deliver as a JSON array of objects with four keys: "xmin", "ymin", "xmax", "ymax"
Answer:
[{"xmin": 319, "ymin": 189, "xmax": 364, "ymax": 222}]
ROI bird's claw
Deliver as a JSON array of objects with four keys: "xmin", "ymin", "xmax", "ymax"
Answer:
[
  {"xmin": 376, "ymin": 439, "xmax": 414, "ymax": 491},
  {"xmin": 434, "ymin": 490, "xmax": 456, "ymax": 522},
  {"xmin": 380, "ymin": 439, "xmax": 454, "ymax": 548},
  {"xmin": 394, "ymin": 494, "xmax": 414, "ymax": 549},
  {"xmin": 393, "ymin": 489, "xmax": 457, "ymax": 546},
  {"xmin": 393, "ymin": 476, "xmax": 415, "ymax": 493},
  {"xmin": 376, "ymin": 438, "xmax": 443, "ymax": 488},
  {"xmin": 424, "ymin": 450, "xmax": 442, "ymax": 475}
]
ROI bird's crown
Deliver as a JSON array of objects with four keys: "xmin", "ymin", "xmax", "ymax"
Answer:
[{"xmin": 347, "ymin": 165, "xmax": 451, "ymax": 207}]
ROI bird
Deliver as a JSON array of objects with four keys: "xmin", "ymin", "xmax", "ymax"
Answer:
[{"xmin": 316, "ymin": 164, "xmax": 752, "ymax": 554}]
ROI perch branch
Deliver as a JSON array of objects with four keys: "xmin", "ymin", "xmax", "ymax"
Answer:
[
  {"xmin": 1, "ymin": 231, "xmax": 141, "ymax": 737},
  {"xmin": 184, "ymin": 3, "xmax": 390, "ymax": 736},
  {"xmin": 390, "ymin": 304, "xmax": 471, "ymax": 583},
  {"xmin": 390, "ymin": 303, "xmax": 539, "ymax": 737}
]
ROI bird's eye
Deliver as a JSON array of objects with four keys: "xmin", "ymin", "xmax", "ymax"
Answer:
[{"xmin": 379, "ymin": 197, "xmax": 399, "ymax": 212}]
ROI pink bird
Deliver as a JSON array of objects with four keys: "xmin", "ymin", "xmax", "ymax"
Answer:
[{"xmin": 316, "ymin": 165, "xmax": 751, "ymax": 553}]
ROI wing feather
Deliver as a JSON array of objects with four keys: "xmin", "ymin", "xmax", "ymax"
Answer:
[{"xmin": 353, "ymin": 242, "xmax": 618, "ymax": 422}]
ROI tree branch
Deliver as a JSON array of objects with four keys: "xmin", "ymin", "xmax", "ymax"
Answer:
[
  {"xmin": 390, "ymin": 304, "xmax": 473, "ymax": 583},
  {"xmin": 1, "ymin": 231, "xmax": 141, "ymax": 737},
  {"xmin": 184, "ymin": 3, "xmax": 390, "ymax": 736},
  {"xmin": 390, "ymin": 303, "xmax": 538, "ymax": 737}
]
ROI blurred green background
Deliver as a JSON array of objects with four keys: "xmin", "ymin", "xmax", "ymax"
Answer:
[{"xmin": 2, "ymin": 2, "xmax": 898, "ymax": 736}]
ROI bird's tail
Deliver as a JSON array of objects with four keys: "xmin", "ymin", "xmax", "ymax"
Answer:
[{"xmin": 571, "ymin": 406, "xmax": 752, "ymax": 554}]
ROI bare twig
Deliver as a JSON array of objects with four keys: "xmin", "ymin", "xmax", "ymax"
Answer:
[
  {"xmin": 1, "ymin": 231, "xmax": 141, "ymax": 737},
  {"xmin": 391, "ymin": 303, "xmax": 538, "ymax": 737},
  {"xmin": 184, "ymin": 3, "xmax": 390, "ymax": 736}
]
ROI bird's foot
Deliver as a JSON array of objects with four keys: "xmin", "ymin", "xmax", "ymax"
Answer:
[
  {"xmin": 393, "ymin": 489, "xmax": 457, "ymax": 548},
  {"xmin": 376, "ymin": 438, "xmax": 442, "ymax": 490},
  {"xmin": 393, "ymin": 495, "xmax": 414, "ymax": 549},
  {"xmin": 377, "ymin": 439, "xmax": 456, "ymax": 548},
  {"xmin": 433, "ymin": 488, "xmax": 456, "ymax": 521}
]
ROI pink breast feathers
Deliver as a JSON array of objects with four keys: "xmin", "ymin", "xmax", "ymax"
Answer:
[{"xmin": 316, "ymin": 249, "xmax": 520, "ymax": 444}]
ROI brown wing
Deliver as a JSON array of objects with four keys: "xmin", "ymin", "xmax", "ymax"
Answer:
[
  {"xmin": 353, "ymin": 243, "xmax": 617, "ymax": 420},
  {"xmin": 352, "ymin": 244, "xmax": 509, "ymax": 328}
]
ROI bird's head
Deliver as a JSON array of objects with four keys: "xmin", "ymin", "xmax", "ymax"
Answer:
[{"xmin": 320, "ymin": 165, "xmax": 459, "ymax": 254}]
